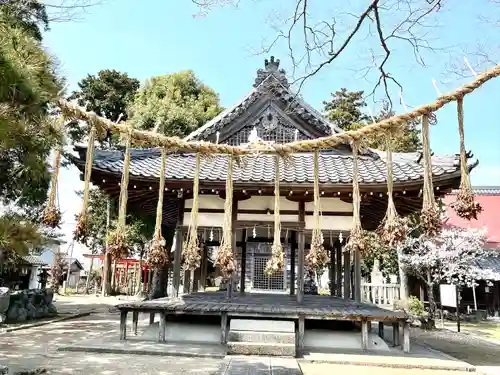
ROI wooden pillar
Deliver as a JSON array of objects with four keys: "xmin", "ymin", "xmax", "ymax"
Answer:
[
  {"xmin": 329, "ymin": 239, "xmax": 336, "ymax": 297},
  {"xmin": 85, "ymin": 257, "xmax": 94, "ymax": 294},
  {"xmin": 361, "ymin": 320, "xmax": 369, "ymax": 350},
  {"xmin": 354, "ymin": 249, "xmax": 362, "ymax": 302},
  {"xmin": 290, "ymin": 231, "xmax": 297, "ymax": 295},
  {"xmin": 403, "ymin": 322, "xmax": 410, "ymax": 353},
  {"xmin": 378, "ymin": 321, "xmax": 384, "ymax": 339},
  {"xmin": 159, "ymin": 312, "xmax": 167, "ymax": 342},
  {"xmin": 227, "ymin": 199, "xmax": 238, "ymax": 299},
  {"xmin": 336, "ymin": 240, "xmax": 342, "ymax": 297},
  {"xmin": 172, "ymin": 197, "xmax": 185, "ymax": 298},
  {"xmin": 392, "ymin": 322, "xmax": 400, "ymax": 347},
  {"xmin": 343, "ymin": 251, "xmax": 351, "ymax": 300},
  {"xmin": 119, "ymin": 310, "xmax": 127, "ymax": 340},
  {"xmin": 297, "ymin": 201, "xmax": 305, "ymax": 304},
  {"xmin": 240, "ymin": 228, "xmax": 247, "ymax": 294},
  {"xmin": 199, "ymin": 245, "xmax": 208, "ymax": 292}
]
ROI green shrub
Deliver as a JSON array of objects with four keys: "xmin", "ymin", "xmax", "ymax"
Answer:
[{"xmin": 407, "ymin": 296, "xmax": 425, "ymax": 316}]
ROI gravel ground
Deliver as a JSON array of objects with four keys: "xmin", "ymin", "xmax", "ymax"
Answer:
[{"xmin": 412, "ymin": 327, "xmax": 500, "ymax": 366}]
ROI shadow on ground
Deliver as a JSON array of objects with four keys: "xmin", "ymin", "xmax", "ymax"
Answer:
[{"xmin": 412, "ymin": 327, "xmax": 500, "ymax": 366}]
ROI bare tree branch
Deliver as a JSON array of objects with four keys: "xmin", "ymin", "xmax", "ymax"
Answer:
[
  {"xmin": 192, "ymin": 0, "xmax": 446, "ymax": 106},
  {"xmin": 42, "ymin": 0, "xmax": 103, "ymax": 22}
]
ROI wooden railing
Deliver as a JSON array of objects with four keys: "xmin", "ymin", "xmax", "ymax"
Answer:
[{"xmin": 361, "ymin": 283, "xmax": 400, "ymax": 306}]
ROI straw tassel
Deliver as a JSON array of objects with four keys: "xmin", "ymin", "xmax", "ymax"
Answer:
[
  {"xmin": 107, "ymin": 129, "xmax": 133, "ymax": 260},
  {"xmin": 345, "ymin": 141, "xmax": 367, "ymax": 253},
  {"xmin": 183, "ymin": 153, "xmax": 202, "ymax": 270},
  {"xmin": 306, "ymin": 150, "xmax": 328, "ymax": 270},
  {"xmin": 377, "ymin": 131, "xmax": 408, "ymax": 246},
  {"xmin": 215, "ymin": 155, "xmax": 235, "ymax": 277},
  {"xmin": 420, "ymin": 114, "xmax": 441, "ymax": 237},
  {"xmin": 42, "ymin": 147, "xmax": 62, "ymax": 229},
  {"xmin": 147, "ymin": 147, "xmax": 169, "ymax": 269},
  {"xmin": 265, "ymin": 156, "xmax": 285, "ymax": 276},
  {"xmin": 452, "ymin": 97, "xmax": 482, "ymax": 220},
  {"xmin": 74, "ymin": 123, "xmax": 96, "ymax": 243}
]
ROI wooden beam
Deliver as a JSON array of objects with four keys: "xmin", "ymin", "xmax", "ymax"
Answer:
[
  {"xmin": 290, "ymin": 230, "xmax": 297, "ymax": 296},
  {"xmin": 297, "ymin": 201, "xmax": 305, "ymax": 304},
  {"xmin": 240, "ymin": 228, "xmax": 247, "ymax": 294},
  {"xmin": 336, "ymin": 240, "xmax": 342, "ymax": 297},
  {"xmin": 343, "ymin": 251, "xmax": 351, "ymax": 300},
  {"xmin": 227, "ymin": 198, "xmax": 238, "ymax": 299},
  {"xmin": 354, "ymin": 249, "xmax": 362, "ymax": 303},
  {"xmin": 329, "ymin": 239, "xmax": 336, "ymax": 297},
  {"xmin": 172, "ymin": 198, "xmax": 185, "ymax": 298}
]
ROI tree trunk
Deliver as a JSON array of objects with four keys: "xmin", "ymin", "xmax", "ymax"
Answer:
[
  {"xmin": 397, "ymin": 247, "xmax": 409, "ymax": 299},
  {"xmin": 426, "ymin": 269, "xmax": 437, "ymax": 329},
  {"xmin": 102, "ymin": 251, "xmax": 112, "ymax": 296},
  {"xmin": 136, "ymin": 258, "xmax": 143, "ymax": 296},
  {"xmin": 149, "ymin": 226, "xmax": 175, "ymax": 300}
]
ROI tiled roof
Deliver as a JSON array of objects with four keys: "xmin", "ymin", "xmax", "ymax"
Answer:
[
  {"xmin": 476, "ymin": 255, "xmax": 500, "ymax": 280},
  {"xmin": 22, "ymin": 255, "xmax": 46, "ymax": 266},
  {"xmin": 74, "ymin": 146, "xmax": 466, "ymax": 186},
  {"xmin": 449, "ymin": 186, "xmax": 500, "ymax": 195}
]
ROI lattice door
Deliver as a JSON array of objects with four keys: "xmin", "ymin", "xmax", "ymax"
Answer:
[{"xmin": 252, "ymin": 255, "xmax": 285, "ymax": 291}]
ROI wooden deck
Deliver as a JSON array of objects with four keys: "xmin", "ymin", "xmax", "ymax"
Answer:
[
  {"xmin": 115, "ymin": 292, "xmax": 410, "ymax": 353},
  {"xmin": 116, "ymin": 291, "xmax": 406, "ymax": 322}
]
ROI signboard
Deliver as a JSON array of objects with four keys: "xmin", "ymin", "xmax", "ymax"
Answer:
[{"xmin": 440, "ymin": 284, "xmax": 457, "ymax": 308}]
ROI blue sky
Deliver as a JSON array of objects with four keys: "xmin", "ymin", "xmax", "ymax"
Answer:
[{"xmin": 43, "ymin": 0, "xmax": 500, "ymax": 259}]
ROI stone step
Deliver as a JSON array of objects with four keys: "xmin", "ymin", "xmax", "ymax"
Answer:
[
  {"xmin": 229, "ymin": 319, "xmax": 294, "ymax": 333},
  {"xmin": 227, "ymin": 342, "xmax": 296, "ymax": 357},
  {"xmin": 228, "ymin": 330, "xmax": 295, "ymax": 344}
]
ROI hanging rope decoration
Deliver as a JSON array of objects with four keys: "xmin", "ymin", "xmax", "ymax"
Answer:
[
  {"xmin": 107, "ymin": 129, "xmax": 133, "ymax": 260},
  {"xmin": 74, "ymin": 123, "xmax": 97, "ymax": 244},
  {"xmin": 42, "ymin": 147, "xmax": 62, "ymax": 229},
  {"xmin": 420, "ymin": 114, "xmax": 442, "ymax": 237},
  {"xmin": 452, "ymin": 97, "xmax": 482, "ymax": 220},
  {"xmin": 183, "ymin": 153, "xmax": 202, "ymax": 271},
  {"xmin": 265, "ymin": 156, "xmax": 285, "ymax": 276},
  {"xmin": 215, "ymin": 156, "xmax": 236, "ymax": 277},
  {"xmin": 377, "ymin": 131, "xmax": 409, "ymax": 246},
  {"xmin": 147, "ymin": 147, "xmax": 169, "ymax": 269},
  {"xmin": 345, "ymin": 141, "xmax": 368, "ymax": 253},
  {"xmin": 305, "ymin": 150, "xmax": 329, "ymax": 270}
]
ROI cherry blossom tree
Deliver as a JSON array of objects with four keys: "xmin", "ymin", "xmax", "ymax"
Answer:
[{"xmin": 399, "ymin": 227, "xmax": 499, "ymax": 327}]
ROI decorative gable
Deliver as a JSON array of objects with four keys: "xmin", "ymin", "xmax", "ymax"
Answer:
[
  {"xmin": 225, "ymin": 105, "xmax": 313, "ymax": 146},
  {"xmin": 184, "ymin": 57, "xmax": 336, "ymax": 145}
]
